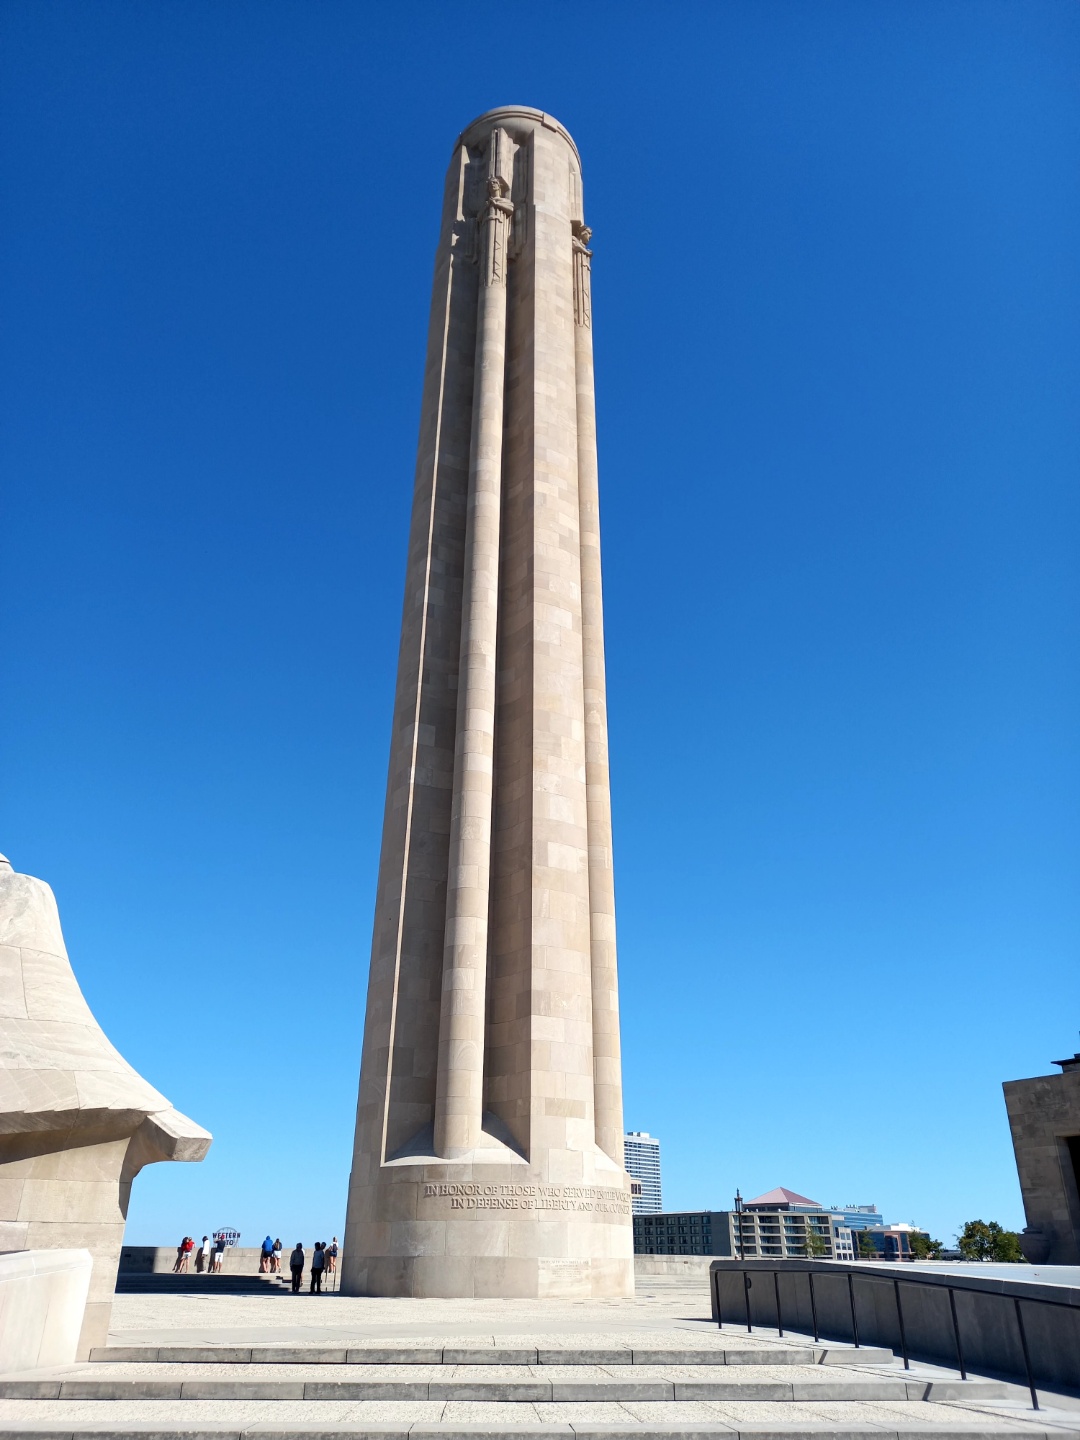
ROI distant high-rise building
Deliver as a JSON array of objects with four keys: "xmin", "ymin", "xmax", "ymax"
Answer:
[{"xmin": 624, "ymin": 1132, "xmax": 662, "ymax": 1214}]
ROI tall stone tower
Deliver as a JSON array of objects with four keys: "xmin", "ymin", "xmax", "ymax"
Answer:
[{"xmin": 343, "ymin": 107, "xmax": 632, "ymax": 1299}]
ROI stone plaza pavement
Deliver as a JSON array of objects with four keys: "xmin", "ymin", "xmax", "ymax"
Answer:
[{"xmin": 1, "ymin": 1275, "xmax": 1078, "ymax": 1439}]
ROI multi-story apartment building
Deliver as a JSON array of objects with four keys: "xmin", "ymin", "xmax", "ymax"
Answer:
[
  {"xmin": 740, "ymin": 1187, "xmax": 865, "ymax": 1260},
  {"xmin": 634, "ymin": 1209, "xmax": 723, "ymax": 1255},
  {"xmin": 633, "ymin": 1187, "xmax": 914, "ymax": 1261},
  {"xmin": 634, "ymin": 1207, "xmax": 843, "ymax": 1258},
  {"xmin": 624, "ymin": 1132, "xmax": 662, "ymax": 1215}
]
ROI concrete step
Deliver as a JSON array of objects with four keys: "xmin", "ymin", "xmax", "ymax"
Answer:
[
  {"xmin": 0, "ymin": 1366, "xmax": 1008, "ymax": 1403},
  {"xmin": 115, "ymin": 1275, "xmax": 289, "ymax": 1295},
  {"xmin": 88, "ymin": 1345, "xmax": 897, "ymax": 1368},
  {"xmin": 0, "ymin": 1421, "xmax": 1071, "ymax": 1440}
]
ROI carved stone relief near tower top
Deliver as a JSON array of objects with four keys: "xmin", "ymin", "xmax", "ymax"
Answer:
[
  {"xmin": 481, "ymin": 176, "xmax": 514, "ymax": 288},
  {"xmin": 572, "ymin": 220, "xmax": 592, "ymax": 329}
]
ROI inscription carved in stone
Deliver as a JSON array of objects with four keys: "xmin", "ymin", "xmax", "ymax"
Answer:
[{"xmin": 422, "ymin": 1183, "xmax": 631, "ymax": 1215}]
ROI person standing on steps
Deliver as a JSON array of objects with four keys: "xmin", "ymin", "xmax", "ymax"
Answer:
[
  {"xmin": 211, "ymin": 1235, "xmax": 225, "ymax": 1273},
  {"xmin": 309, "ymin": 1241, "xmax": 325, "ymax": 1293},
  {"xmin": 289, "ymin": 1242, "xmax": 305, "ymax": 1294},
  {"xmin": 194, "ymin": 1236, "xmax": 210, "ymax": 1274},
  {"xmin": 259, "ymin": 1235, "xmax": 274, "ymax": 1273},
  {"xmin": 326, "ymin": 1237, "xmax": 339, "ymax": 1280},
  {"xmin": 173, "ymin": 1236, "xmax": 193, "ymax": 1273},
  {"xmin": 271, "ymin": 1238, "xmax": 283, "ymax": 1273}
]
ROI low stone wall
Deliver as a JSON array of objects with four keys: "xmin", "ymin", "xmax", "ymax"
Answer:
[
  {"xmin": 0, "ymin": 1249, "xmax": 92, "ymax": 1374},
  {"xmin": 119, "ymin": 1245, "xmax": 271, "ymax": 1274},
  {"xmin": 125, "ymin": 1249, "xmax": 715, "ymax": 1280},
  {"xmin": 711, "ymin": 1258, "xmax": 1080, "ymax": 1395},
  {"xmin": 634, "ymin": 1255, "xmax": 715, "ymax": 1279}
]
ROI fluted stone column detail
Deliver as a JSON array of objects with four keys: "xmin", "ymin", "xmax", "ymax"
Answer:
[
  {"xmin": 345, "ymin": 108, "xmax": 632, "ymax": 1301},
  {"xmin": 434, "ymin": 149, "xmax": 513, "ymax": 1160},
  {"xmin": 571, "ymin": 220, "xmax": 624, "ymax": 1167}
]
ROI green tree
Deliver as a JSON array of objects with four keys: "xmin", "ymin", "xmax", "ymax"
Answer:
[
  {"xmin": 857, "ymin": 1231, "xmax": 878, "ymax": 1259},
  {"xmin": 993, "ymin": 1228, "xmax": 1024, "ymax": 1262},
  {"xmin": 957, "ymin": 1220, "xmax": 994, "ymax": 1259},
  {"xmin": 909, "ymin": 1232, "xmax": 944, "ymax": 1260},
  {"xmin": 956, "ymin": 1220, "xmax": 1026, "ymax": 1262},
  {"xmin": 803, "ymin": 1225, "xmax": 828, "ymax": 1258}
]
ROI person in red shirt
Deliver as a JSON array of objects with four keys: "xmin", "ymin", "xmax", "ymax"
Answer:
[{"xmin": 173, "ymin": 1236, "xmax": 194, "ymax": 1273}]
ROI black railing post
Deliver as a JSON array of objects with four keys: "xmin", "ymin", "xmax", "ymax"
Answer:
[
  {"xmin": 947, "ymin": 1287, "xmax": 966, "ymax": 1380},
  {"xmin": 743, "ymin": 1270, "xmax": 753, "ymax": 1332},
  {"xmin": 847, "ymin": 1271, "xmax": 861, "ymax": 1347},
  {"xmin": 1013, "ymin": 1298, "xmax": 1039, "ymax": 1411},
  {"xmin": 774, "ymin": 1270, "xmax": 784, "ymax": 1336},
  {"xmin": 893, "ymin": 1279, "xmax": 909, "ymax": 1370},
  {"xmin": 808, "ymin": 1269, "xmax": 820, "ymax": 1344}
]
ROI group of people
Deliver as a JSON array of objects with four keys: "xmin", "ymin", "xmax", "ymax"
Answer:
[
  {"xmin": 287, "ymin": 1238, "xmax": 339, "ymax": 1293},
  {"xmin": 171, "ymin": 1233, "xmax": 338, "ymax": 1288},
  {"xmin": 259, "ymin": 1236, "xmax": 285, "ymax": 1272},
  {"xmin": 172, "ymin": 1236, "xmax": 224, "ymax": 1274}
]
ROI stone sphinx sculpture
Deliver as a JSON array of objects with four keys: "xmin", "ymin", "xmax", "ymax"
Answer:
[{"xmin": 0, "ymin": 852, "xmax": 210, "ymax": 1355}]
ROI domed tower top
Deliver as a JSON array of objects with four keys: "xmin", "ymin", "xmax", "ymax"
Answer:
[{"xmin": 455, "ymin": 105, "xmax": 581, "ymax": 163}]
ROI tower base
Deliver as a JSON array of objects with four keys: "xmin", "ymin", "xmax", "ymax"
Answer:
[{"xmin": 343, "ymin": 1144, "xmax": 634, "ymax": 1299}]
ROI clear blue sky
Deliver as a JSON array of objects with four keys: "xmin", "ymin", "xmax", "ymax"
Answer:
[{"xmin": 2, "ymin": 1, "xmax": 1077, "ymax": 1249}]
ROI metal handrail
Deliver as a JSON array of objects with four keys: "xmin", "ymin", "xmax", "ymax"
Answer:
[{"xmin": 710, "ymin": 1262, "xmax": 1080, "ymax": 1412}]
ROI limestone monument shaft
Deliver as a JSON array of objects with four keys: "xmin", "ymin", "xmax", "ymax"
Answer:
[{"xmin": 344, "ymin": 107, "xmax": 633, "ymax": 1298}]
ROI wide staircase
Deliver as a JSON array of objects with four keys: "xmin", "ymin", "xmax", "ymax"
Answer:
[
  {"xmin": 1, "ymin": 1330, "xmax": 1072, "ymax": 1439},
  {"xmin": 115, "ymin": 1272, "xmax": 291, "ymax": 1295}
]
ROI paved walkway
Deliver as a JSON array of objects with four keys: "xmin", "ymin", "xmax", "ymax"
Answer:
[{"xmin": 2, "ymin": 1276, "xmax": 1077, "ymax": 1437}]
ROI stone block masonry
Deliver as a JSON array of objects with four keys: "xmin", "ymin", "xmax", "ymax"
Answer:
[{"xmin": 1004, "ymin": 1052, "xmax": 1080, "ymax": 1264}]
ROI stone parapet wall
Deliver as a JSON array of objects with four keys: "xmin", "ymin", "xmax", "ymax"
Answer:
[
  {"xmin": 634, "ymin": 1255, "xmax": 715, "ymax": 1278},
  {"xmin": 0, "ymin": 1248, "xmax": 91, "ymax": 1373},
  {"xmin": 126, "ymin": 1248, "xmax": 720, "ymax": 1280},
  {"xmin": 118, "ymin": 1246, "xmax": 270, "ymax": 1274}
]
